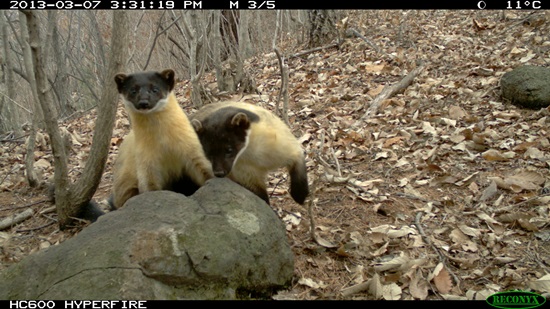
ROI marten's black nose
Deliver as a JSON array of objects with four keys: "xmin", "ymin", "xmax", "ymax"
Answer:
[{"xmin": 137, "ymin": 101, "xmax": 151, "ymax": 109}]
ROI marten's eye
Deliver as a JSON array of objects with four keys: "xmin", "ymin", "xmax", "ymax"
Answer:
[
  {"xmin": 225, "ymin": 146, "xmax": 233, "ymax": 157},
  {"xmin": 151, "ymin": 87, "xmax": 159, "ymax": 93},
  {"xmin": 130, "ymin": 88, "xmax": 138, "ymax": 95}
]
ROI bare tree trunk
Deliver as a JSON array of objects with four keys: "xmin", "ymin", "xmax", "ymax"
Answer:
[
  {"xmin": 23, "ymin": 10, "xmax": 72, "ymax": 216},
  {"xmin": 219, "ymin": 10, "xmax": 239, "ymax": 63},
  {"xmin": 271, "ymin": 10, "xmax": 282, "ymax": 50},
  {"xmin": 23, "ymin": 10, "xmax": 128, "ymax": 229},
  {"xmin": 307, "ymin": 10, "xmax": 340, "ymax": 48},
  {"xmin": 19, "ymin": 12, "xmax": 41, "ymax": 188},
  {"xmin": 173, "ymin": 11, "xmax": 211, "ymax": 107},
  {"xmin": 233, "ymin": 11, "xmax": 248, "ymax": 91},
  {"xmin": 212, "ymin": 11, "xmax": 224, "ymax": 93},
  {"xmin": 69, "ymin": 11, "xmax": 128, "ymax": 225},
  {"xmin": 87, "ymin": 11, "xmax": 107, "ymax": 85},
  {"xmin": 48, "ymin": 11, "xmax": 74, "ymax": 119},
  {"xmin": 274, "ymin": 49, "xmax": 289, "ymax": 125},
  {"xmin": 0, "ymin": 12, "xmax": 22, "ymax": 134}
]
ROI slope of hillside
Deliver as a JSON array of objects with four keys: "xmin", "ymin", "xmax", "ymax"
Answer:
[{"xmin": 1, "ymin": 11, "xmax": 549, "ymax": 300}]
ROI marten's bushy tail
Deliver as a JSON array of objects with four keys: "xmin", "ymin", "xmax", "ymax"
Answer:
[{"xmin": 289, "ymin": 160, "xmax": 309, "ymax": 205}]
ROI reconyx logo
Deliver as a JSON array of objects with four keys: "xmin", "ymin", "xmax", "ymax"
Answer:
[{"xmin": 486, "ymin": 291, "xmax": 546, "ymax": 309}]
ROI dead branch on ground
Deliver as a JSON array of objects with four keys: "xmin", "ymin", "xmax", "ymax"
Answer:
[
  {"xmin": 346, "ymin": 28, "xmax": 383, "ymax": 55},
  {"xmin": 354, "ymin": 64, "xmax": 425, "ymax": 127},
  {"xmin": 0, "ymin": 208, "xmax": 34, "ymax": 230}
]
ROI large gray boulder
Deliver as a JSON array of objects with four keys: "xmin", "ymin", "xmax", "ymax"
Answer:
[
  {"xmin": 501, "ymin": 65, "xmax": 550, "ymax": 109},
  {"xmin": 0, "ymin": 179, "xmax": 294, "ymax": 300}
]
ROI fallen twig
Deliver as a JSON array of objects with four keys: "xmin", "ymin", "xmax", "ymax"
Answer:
[
  {"xmin": 306, "ymin": 176, "xmax": 336, "ymax": 248},
  {"xmin": 307, "ymin": 176, "xmax": 320, "ymax": 242},
  {"xmin": 0, "ymin": 208, "xmax": 34, "ymax": 230},
  {"xmin": 288, "ymin": 42, "xmax": 339, "ymax": 60},
  {"xmin": 39, "ymin": 206, "xmax": 56, "ymax": 215},
  {"xmin": 2, "ymin": 199, "xmax": 49, "ymax": 211},
  {"xmin": 347, "ymin": 28, "xmax": 383, "ymax": 55},
  {"xmin": 354, "ymin": 64, "xmax": 425, "ymax": 126},
  {"xmin": 395, "ymin": 192, "xmax": 443, "ymax": 207},
  {"xmin": 341, "ymin": 280, "xmax": 371, "ymax": 298},
  {"xmin": 15, "ymin": 220, "xmax": 55, "ymax": 233},
  {"xmin": 493, "ymin": 193, "xmax": 550, "ymax": 214}
]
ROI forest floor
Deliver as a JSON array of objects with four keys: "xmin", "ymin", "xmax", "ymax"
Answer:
[{"xmin": 1, "ymin": 11, "xmax": 549, "ymax": 300}]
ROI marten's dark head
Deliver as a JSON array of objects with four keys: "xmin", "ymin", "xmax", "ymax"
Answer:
[
  {"xmin": 114, "ymin": 69, "xmax": 175, "ymax": 114},
  {"xmin": 192, "ymin": 107, "xmax": 259, "ymax": 178}
]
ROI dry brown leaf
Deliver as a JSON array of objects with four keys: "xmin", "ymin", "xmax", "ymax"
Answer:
[
  {"xmin": 468, "ymin": 181, "xmax": 479, "ymax": 194},
  {"xmin": 479, "ymin": 181, "xmax": 498, "ymax": 202},
  {"xmin": 382, "ymin": 283, "xmax": 402, "ymax": 300},
  {"xmin": 369, "ymin": 273, "xmax": 384, "ymax": 299},
  {"xmin": 298, "ymin": 277, "xmax": 327, "ymax": 289},
  {"xmin": 373, "ymin": 252, "xmax": 410, "ymax": 272},
  {"xmin": 448, "ymin": 105, "xmax": 467, "ymax": 120},
  {"xmin": 493, "ymin": 110, "xmax": 520, "ymax": 119},
  {"xmin": 71, "ymin": 131, "xmax": 86, "ymax": 145},
  {"xmin": 363, "ymin": 62, "xmax": 386, "ymax": 73},
  {"xmin": 455, "ymin": 172, "xmax": 479, "ymax": 186},
  {"xmin": 528, "ymin": 274, "xmax": 550, "ymax": 293},
  {"xmin": 409, "ymin": 270, "xmax": 429, "ymax": 300},
  {"xmin": 496, "ymin": 212, "xmax": 532, "ymax": 223},
  {"xmin": 422, "ymin": 122, "xmax": 437, "ymax": 136},
  {"xmin": 517, "ymin": 218, "xmax": 539, "ymax": 232},
  {"xmin": 371, "ymin": 242, "xmax": 388, "ymax": 258},
  {"xmin": 446, "ymin": 255, "xmax": 479, "ymax": 269},
  {"xmin": 482, "ymin": 149, "xmax": 509, "ymax": 161},
  {"xmin": 382, "ymin": 136, "xmax": 405, "ymax": 148},
  {"xmin": 458, "ymin": 224, "xmax": 481, "ymax": 238},
  {"xmin": 462, "ymin": 241, "xmax": 478, "ymax": 252},
  {"xmin": 373, "ymin": 151, "xmax": 389, "ymax": 161},
  {"xmin": 368, "ymin": 84, "xmax": 385, "ymax": 97},
  {"xmin": 314, "ymin": 234, "xmax": 338, "ymax": 249},
  {"xmin": 513, "ymin": 141, "xmax": 538, "ymax": 152},
  {"xmin": 475, "ymin": 212, "xmax": 500, "ymax": 225},
  {"xmin": 35, "ymin": 158, "xmax": 51, "ymax": 170},
  {"xmin": 432, "ymin": 264, "xmax": 453, "ymax": 294},
  {"xmin": 386, "ymin": 226, "xmax": 416, "ymax": 239},
  {"xmin": 512, "ymin": 171, "xmax": 545, "ymax": 186},
  {"xmin": 494, "ymin": 256, "xmax": 518, "ymax": 264},
  {"xmin": 449, "ymin": 228, "xmax": 470, "ymax": 244},
  {"xmin": 505, "ymin": 173, "xmax": 543, "ymax": 192},
  {"xmin": 399, "ymin": 257, "xmax": 428, "ymax": 272},
  {"xmin": 430, "ymin": 175, "xmax": 458, "ymax": 187},
  {"xmin": 441, "ymin": 294, "xmax": 468, "ymax": 300},
  {"xmin": 369, "ymin": 232, "xmax": 388, "ymax": 244},
  {"xmin": 489, "ymin": 174, "xmax": 542, "ymax": 193}
]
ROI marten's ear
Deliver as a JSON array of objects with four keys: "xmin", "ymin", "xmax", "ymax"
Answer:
[
  {"xmin": 114, "ymin": 73, "xmax": 127, "ymax": 93},
  {"xmin": 159, "ymin": 69, "xmax": 175, "ymax": 91},
  {"xmin": 191, "ymin": 119, "xmax": 203, "ymax": 133},
  {"xmin": 230, "ymin": 112, "xmax": 251, "ymax": 130}
]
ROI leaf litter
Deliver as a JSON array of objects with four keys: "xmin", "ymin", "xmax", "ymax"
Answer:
[{"xmin": 1, "ymin": 11, "xmax": 549, "ymax": 300}]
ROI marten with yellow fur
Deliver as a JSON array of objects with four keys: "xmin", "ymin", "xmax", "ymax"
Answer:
[
  {"xmin": 190, "ymin": 102, "xmax": 309, "ymax": 205},
  {"xmin": 110, "ymin": 69, "xmax": 213, "ymax": 209}
]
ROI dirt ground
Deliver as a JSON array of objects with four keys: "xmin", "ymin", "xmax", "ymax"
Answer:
[{"xmin": 1, "ymin": 11, "xmax": 549, "ymax": 300}]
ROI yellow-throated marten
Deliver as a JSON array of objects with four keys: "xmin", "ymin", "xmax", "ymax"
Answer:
[
  {"xmin": 190, "ymin": 102, "xmax": 309, "ymax": 205},
  {"xmin": 110, "ymin": 69, "xmax": 214, "ymax": 209}
]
